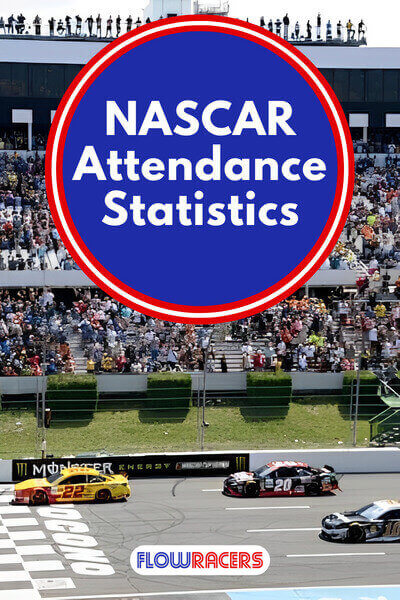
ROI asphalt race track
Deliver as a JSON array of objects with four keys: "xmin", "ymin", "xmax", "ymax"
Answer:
[{"xmin": 1, "ymin": 473, "xmax": 400, "ymax": 600}]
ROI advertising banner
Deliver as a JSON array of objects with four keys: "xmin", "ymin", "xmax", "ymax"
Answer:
[{"xmin": 12, "ymin": 452, "xmax": 249, "ymax": 482}]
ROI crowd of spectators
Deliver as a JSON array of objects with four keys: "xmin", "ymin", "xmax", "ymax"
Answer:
[
  {"xmin": 229, "ymin": 290, "xmax": 400, "ymax": 374},
  {"xmin": 70, "ymin": 289, "xmax": 210, "ymax": 373},
  {"xmin": 0, "ymin": 128, "xmax": 398, "ymax": 376},
  {"xmin": 0, "ymin": 152, "xmax": 77, "ymax": 270},
  {"xmin": 353, "ymin": 130, "xmax": 400, "ymax": 155},
  {"xmin": 0, "ymin": 138, "xmax": 399, "ymax": 271},
  {"xmin": 0, "ymin": 129, "xmax": 46, "ymax": 151},
  {"xmin": 337, "ymin": 159, "xmax": 400, "ymax": 269},
  {"xmin": 0, "ymin": 287, "xmax": 213, "ymax": 376},
  {"xmin": 0, "ymin": 288, "xmax": 75, "ymax": 376},
  {"xmin": 0, "ymin": 286, "xmax": 399, "ymax": 375}
]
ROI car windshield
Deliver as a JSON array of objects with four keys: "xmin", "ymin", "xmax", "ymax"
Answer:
[
  {"xmin": 253, "ymin": 465, "xmax": 273, "ymax": 478},
  {"xmin": 356, "ymin": 503, "xmax": 385, "ymax": 520},
  {"xmin": 46, "ymin": 473, "xmax": 62, "ymax": 484}
]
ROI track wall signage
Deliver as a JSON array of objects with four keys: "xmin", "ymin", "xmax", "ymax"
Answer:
[
  {"xmin": 46, "ymin": 16, "xmax": 354, "ymax": 323},
  {"xmin": 12, "ymin": 452, "xmax": 249, "ymax": 482}
]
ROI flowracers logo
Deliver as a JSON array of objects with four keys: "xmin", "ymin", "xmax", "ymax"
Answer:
[{"xmin": 131, "ymin": 545, "xmax": 270, "ymax": 576}]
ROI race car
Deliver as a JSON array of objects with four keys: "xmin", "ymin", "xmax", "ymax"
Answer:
[
  {"xmin": 321, "ymin": 500, "xmax": 400, "ymax": 543},
  {"xmin": 12, "ymin": 466, "xmax": 131, "ymax": 505},
  {"xmin": 223, "ymin": 460, "xmax": 339, "ymax": 497}
]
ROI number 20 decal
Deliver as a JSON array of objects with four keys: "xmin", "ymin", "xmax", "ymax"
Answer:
[
  {"xmin": 275, "ymin": 478, "xmax": 292, "ymax": 492},
  {"xmin": 62, "ymin": 485, "xmax": 85, "ymax": 499}
]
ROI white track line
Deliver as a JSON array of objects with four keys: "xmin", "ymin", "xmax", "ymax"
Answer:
[
  {"xmin": 16, "ymin": 545, "xmax": 56, "ymax": 556},
  {"xmin": 40, "ymin": 584, "xmax": 400, "ymax": 600},
  {"xmin": 226, "ymin": 505, "xmax": 310, "ymax": 511},
  {"xmin": 0, "ymin": 495, "xmax": 14, "ymax": 504},
  {"xmin": 1, "ymin": 518, "xmax": 38, "ymax": 528},
  {"xmin": 0, "ymin": 571, "xmax": 31, "ymax": 582},
  {"xmin": 24, "ymin": 560, "xmax": 65, "ymax": 572},
  {"xmin": 0, "ymin": 554, "xmax": 23, "ymax": 564},
  {"xmin": 0, "ymin": 506, "xmax": 30, "ymax": 515},
  {"xmin": 247, "ymin": 527, "xmax": 320, "ymax": 532},
  {"xmin": 202, "ymin": 489, "xmax": 221, "ymax": 492},
  {"xmin": 0, "ymin": 591, "xmax": 40, "ymax": 600},
  {"xmin": 287, "ymin": 552, "xmax": 386, "ymax": 558},
  {"xmin": 0, "ymin": 539, "xmax": 15, "ymax": 548},
  {"xmin": 9, "ymin": 531, "xmax": 46, "ymax": 541}
]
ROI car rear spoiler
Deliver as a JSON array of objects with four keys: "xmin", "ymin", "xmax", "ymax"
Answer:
[{"xmin": 323, "ymin": 465, "xmax": 335, "ymax": 472}]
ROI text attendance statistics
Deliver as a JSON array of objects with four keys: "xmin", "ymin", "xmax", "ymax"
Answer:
[{"xmin": 71, "ymin": 99, "xmax": 329, "ymax": 228}]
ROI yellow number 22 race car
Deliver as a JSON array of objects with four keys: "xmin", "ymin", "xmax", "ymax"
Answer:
[{"xmin": 12, "ymin": 467, "xmax": 131, "ymax": 505}]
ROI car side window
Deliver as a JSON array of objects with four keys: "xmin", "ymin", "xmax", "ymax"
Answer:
[
  {"xmin": 297, "ymin": 468, "xmax": 311, "ymax": 476},
  {"xmin": 275, "ymin": 467, "xmax": 297, "ymax": 478},
  {"xmin": 383, "ymin": 510, "xmax": 400, "ymax": 520},
  {"xmin": 60, "ymin": 475, "xmax": 87, "ymax": 485},
  {"xmin": 88, "ymin": 475, "xmax": 106, "ymax": 483}
]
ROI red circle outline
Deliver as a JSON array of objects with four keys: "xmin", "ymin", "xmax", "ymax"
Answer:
[{"xmin": 46, "ymin": 15, "xmax": 354, "ymax": 324}]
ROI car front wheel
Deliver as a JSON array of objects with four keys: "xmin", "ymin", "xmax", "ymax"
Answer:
[
  {"xmin": 244, "ymin": 481, "xmax": 259, "ymax": 497},
  {"xmin": 347, "ymin": 524, "xmax": 366, "ymax": 543}
]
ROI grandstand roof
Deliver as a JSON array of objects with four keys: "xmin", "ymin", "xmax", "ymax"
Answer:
[{"xmin": 0, "ymin": 37, "xmax": 400, "ymax": 68}]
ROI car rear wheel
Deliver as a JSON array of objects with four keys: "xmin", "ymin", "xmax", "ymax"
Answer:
[
  {"xmin": 244, "ymin": 481, "xmax": 259, "ymax": 497},
  {"xmin": 31, "ymin": 490, "xmax": 48, "ymax": 505},
  {"xmin": 305, "ymin": 482, "xmax": 321, "ymax": 496},
  {"xmin": 96, "ymin": 489, "xmax": 112, "ymax": 503},
  {"xmin": 347, "ymin": 524, "xmax": 366, "ymax": 543}
]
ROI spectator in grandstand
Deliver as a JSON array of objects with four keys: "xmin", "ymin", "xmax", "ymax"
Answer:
[
  {"xmin": 220, "ymin": 353, "xmax": 228, "ymax": 373},
  {"xmin": 86, "ymin": 15, "xmax": 94, "ymax": 36},
  {"xmin": 106, "ymin": 16, "xmax": 112, "ymax": 37},
  {"xmin": 33, "ymin": 15, "xmax": 41, "ymax": 35},
  {"xmin": 48, "ymin": 17, "xmax": 55, "ymax": 35},
  {"xmin": 96, "ymin": 15, "xmax": 102, "ymax": 36},
  {"xmin": 7, "ymin": 15, "xmax": 16, "ymax": 34}
]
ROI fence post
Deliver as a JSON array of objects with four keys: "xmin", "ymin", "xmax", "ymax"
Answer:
[{"xmin": 353, "ymin": 359, "xmax": 361, "ymax": 447}]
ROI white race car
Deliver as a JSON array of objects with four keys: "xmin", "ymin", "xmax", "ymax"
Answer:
[{"xmin": 321, "ymin": 500, "xmax": 400, "ymax": 543}]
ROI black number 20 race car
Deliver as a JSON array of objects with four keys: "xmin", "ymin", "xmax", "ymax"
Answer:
[
  {"xmin": 223, "ymin": 460, "xmax": 340, "ymax": 497},
  {"xmin": 321, "ymin": 500, "xmax": 400, "ymax": 543}
]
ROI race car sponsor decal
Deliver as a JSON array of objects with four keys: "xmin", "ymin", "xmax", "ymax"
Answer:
[
  {"xmin": 232, "ymin": 472, "xmax": 255, "ymax": 483},
  {"xmin": 131, "ymin": 545, "xmax": 270, "ymax": 576},
  {"xmin": 176, "ymin": 461, "xmax": 230, "ymax": 470}
]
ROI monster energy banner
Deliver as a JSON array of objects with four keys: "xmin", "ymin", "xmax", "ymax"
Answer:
[{"xmin": 12, "ymin": 452, "xmax": 249, "ymax": 482}]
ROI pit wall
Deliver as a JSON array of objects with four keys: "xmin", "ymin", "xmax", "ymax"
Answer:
[
  {"xmin": 0, "ymin": 372, "xmax": 344, "ymax": 395},
  {"xmin": 1, "ymin": 447, "xmax": 400, "ymax": 483}
]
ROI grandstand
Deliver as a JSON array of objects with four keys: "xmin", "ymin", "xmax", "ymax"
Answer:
[
  {"xmin": 0, "ymin": 5, "xmax": 398, "ymax": 284},
  {"xmin": 0, "ymin": 0, "xmax": 399, "ymax": 389}
]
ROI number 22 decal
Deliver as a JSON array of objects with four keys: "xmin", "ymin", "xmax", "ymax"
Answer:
[{"xmin": 61, "ymin": 485, "xmax": 85, "ymax": 499}]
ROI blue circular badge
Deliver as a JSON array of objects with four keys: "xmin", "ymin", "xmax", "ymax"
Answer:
[{"xmin": 46, "ymin": 16, "xmax": 354, "ymax": 323}]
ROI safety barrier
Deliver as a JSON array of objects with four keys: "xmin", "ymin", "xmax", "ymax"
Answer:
[{"xmin": 1, "ymin": 447, "xmax": 400, "ymax": 483}]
